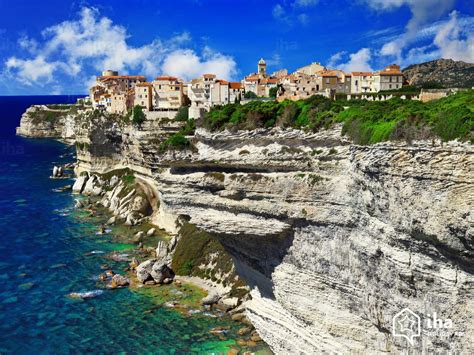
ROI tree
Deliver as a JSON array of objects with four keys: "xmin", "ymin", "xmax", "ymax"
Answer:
[
  {"xmin": 269, "ymin": 86, "xmax": 278, "ymax": 98},
  {"xmin": 132, "ymin": 105, "xmax": 146, "ymax": 126},
  {"xmin": 175, "ymin": 106, "xmax": 189, "ymax": 121},
  {"xmin": 244, "ymin": 91, "xmax": 258, "ymax": 99}
]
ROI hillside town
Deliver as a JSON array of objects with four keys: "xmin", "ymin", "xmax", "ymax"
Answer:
[{"xmin": 88, "ymin": 59, "xmax": 407, "ymax": 119}]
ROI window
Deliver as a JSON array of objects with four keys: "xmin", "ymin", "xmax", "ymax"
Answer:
[
  {"xmin": 326, "ymin": 78, "xmax": 330, "ymax": 84},
  {"xmin": 355, "ymin": 80, "xmax": 358, "ymax": 86},
  {"xmin": 389, "ymin": 84, "xmax": 392, "ymax": 89}
]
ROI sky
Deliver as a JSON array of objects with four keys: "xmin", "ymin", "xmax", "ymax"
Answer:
[{"xmin": 0, "ymin": 0, "xmax": 472, "ymax": 95}]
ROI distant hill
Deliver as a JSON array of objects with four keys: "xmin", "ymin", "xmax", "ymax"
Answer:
[{"xmin": 402, "ymin": 59, "xmax": 474, "ymax": 88}]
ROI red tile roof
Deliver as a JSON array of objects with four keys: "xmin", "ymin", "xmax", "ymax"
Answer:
[
  {"xmin": 98, "ymin": 75, "xmax": 146, "ymax": 81},
  {"xmin": 203, "ymin": 73, "xmax": 216, "ymax": 78},
  {"xmin": 229, "ymin": 82, "xmax": 242, "ymax": 89},
  {"xmin": 155, "ymin": 76, "xmax": 179, "ymax": 81},
  {"xmin": 351, "ymin": 72, "xmax": 373, "ymax": 76}
]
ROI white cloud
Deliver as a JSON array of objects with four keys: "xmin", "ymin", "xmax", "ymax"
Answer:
[
  {"xmin": 329, "ymin": 48, "xmax": 373, "ymax": 72},
  {"xmin": 4, "ymin": 7, "xmax": 236, "ymax": 89},
  {"xmin": 6, "ymin": 56, "xmax": 58, "ymax": 84},
  {"xmin": 364, "ymin": 0, "xmax": 456, "ymax": 59},
  {"xmin": 162, "ymin": 48, "xmax": 237, "ymax": 81},
  {"xmin": 433, "ymin": 11, "xmax": 474, "ymax": 62},
  {"xmin": 326, "ymin": 51, "xmax": 347, "ymax": 68}
]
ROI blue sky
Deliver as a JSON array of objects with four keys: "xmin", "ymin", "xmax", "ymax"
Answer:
[{"xmin": 0, "ymin": 0, "xmax": 472, "ymax": 95}]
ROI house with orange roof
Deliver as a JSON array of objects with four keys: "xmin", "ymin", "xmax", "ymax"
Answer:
[
  {"xmin": 373, "ymin": 64, "xmax": 403, "ymax": 92},
  {"xmin": 188, "ymin": 74, "xmax": 243, "ymax": 119},
  {"xmin": 90, "ymin": 70, "xmax": 146, "ymax": 111},
  {"xmin": 151, "ymin": 76, "xmax": 185, "ymax": 111},
  {"xmin": 351, "ymin": 71, "xmax": 375, "ymax": 94}
]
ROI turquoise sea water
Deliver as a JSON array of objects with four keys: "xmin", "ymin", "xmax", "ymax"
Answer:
[{"xmin": 0, "ymin": 97, "xmax": 256, "ymax": 353}]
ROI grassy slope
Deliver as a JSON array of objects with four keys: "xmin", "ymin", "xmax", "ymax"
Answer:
[{"xmin": 202, "ymin": 90, "xmax": 474, "ymax": 144}]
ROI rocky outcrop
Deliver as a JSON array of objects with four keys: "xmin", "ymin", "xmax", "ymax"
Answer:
[
  {"xmin": 16, "ymin": 105, "xmax": 78, "ymax": 141},
  {"xmin": 17, "ymin": 106, "xmax": 474, "ymax": 353},
  {"xmin": 403, "ymin": 59, "xmax": 474, "ymax": 88}
]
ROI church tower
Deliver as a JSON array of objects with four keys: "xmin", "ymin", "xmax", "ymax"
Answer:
[{"xmin": 258, "ymin": 58, "xmax": 267, "ymax": 77}]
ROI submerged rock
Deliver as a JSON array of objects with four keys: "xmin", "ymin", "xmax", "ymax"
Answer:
[{"xmin": 110, "ymin": 274, "xmax": 130, "ymax": 288}]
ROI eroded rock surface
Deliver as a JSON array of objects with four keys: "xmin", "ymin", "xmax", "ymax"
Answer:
[{"xmin": 18, "ymin": 108, "xmax": 474, "ymax": 353}]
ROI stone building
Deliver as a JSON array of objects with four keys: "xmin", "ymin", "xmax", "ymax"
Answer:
[
  {"xmin": 134, "ymin": 83, "xmax": 153, "ymax": 111},
  {"xmin": 373, "ymin": 65, "xmax": 403, "ymax": 92},
  {"xmin": 351, "ymin": 72, "xmax": 376, "ymax": 94},
  {"xmin": 152, "ymin": 76, "xmax": 184, "ymax": 111}
]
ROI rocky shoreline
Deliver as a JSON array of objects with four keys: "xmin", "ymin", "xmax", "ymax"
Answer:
[
  {"xmin": 18, "ymin": 103, "xmax": 474, "ymax": 354},
  {"xmin": 51, "ymin": 161, "xmax": 267, "ymax": 352}
]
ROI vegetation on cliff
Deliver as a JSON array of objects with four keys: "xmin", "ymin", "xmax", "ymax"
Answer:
[
  {"xmin": 159, "ymin": 118, "xmax": 196, "ymax": 152},
  {"xmin": 203, "ymin": 90, "xmax": 474, "ymax": 144},
  {"xmin": 172, "ymin": 223, "xmax": 247, "ymax": 296}
]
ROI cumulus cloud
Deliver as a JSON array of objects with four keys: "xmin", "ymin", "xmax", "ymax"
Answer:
[
  {"xmin": 328, "ymin": 48, "xmax": 373, "ymax": 72},
  {"xmin": 434, "ymin": 11, "xmax": 474, "ymax": 62},
  {"xmin": 162, "ymin": 47, "xmax": 237, "ymax": 81},
  {"xmin": 364, "ymin": 0, "xmax": 455, "ymax": 60},
  {"xmin": 4, "ymin": 7, "xmax": 237, "ymax": 91},
  {"xmin": 326, "ymin": 51, "xmax": 347, "ymax": 68},
  {"xmin": 6, "ymin": 56, "xmax": 59, "ymax": 84}
]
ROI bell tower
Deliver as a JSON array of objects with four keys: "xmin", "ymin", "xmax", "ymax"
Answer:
[{"xmin": 258, "ymin": 58, "xmax": 266, "ymax": 77}]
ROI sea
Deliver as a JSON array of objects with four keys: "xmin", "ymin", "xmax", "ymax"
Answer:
[{"xmin": 0, "ymin": 96, "xmax": 256, "ymax": 353}]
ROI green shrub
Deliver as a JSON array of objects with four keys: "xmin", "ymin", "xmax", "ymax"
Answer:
[
  {"xmin": 244, "ymin": 91, "xmax": 258, "ymax": 99},
  {"xmin": 159, "ymin": 133, "xmax": 190, "ymax": 152},
  {"xmin": 131, "ymin": 105, "xmax": 146, "ymax": 126},
  {"xmin": 200, "ymin": 90, "xmax": 474, "ymax": 144},
  {"xmin": 175, "ymin": 106, "xmax": 189, "ymax": 121}
]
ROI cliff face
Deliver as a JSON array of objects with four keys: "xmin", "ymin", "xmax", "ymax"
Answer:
[
  {"xmin": 16, "ymin": 105, "xmax": 77, "ymax": 141},
  {"xmin": 18, "ymin": 109, "xmax": 474, "ymax": 353}
]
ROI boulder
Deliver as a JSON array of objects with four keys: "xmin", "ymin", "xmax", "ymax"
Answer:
[
  {"xmin": 72, "ymin": 175, "xmax": 88, "ymax": 194},
  {"xmin": 150, "ymin": 263, "xmax": 175, "ymax": 284},
  {"xmin": 136, "ymin": 259, "xmax": 156, "ymax": 283},
  {"xmin": 110, "ymin": 274, "xmax": 130, "ymax": 288},
  {"xmin": 83, "ymin": 175, "xmax": 103, "ymax": 196},
  {"xmin": 155, "ymin": 241, "xmax": 168, "ymax": 262},
  {"xmin": 147, "ymin": 228, "xmax": 156, "ymax": 237},
  {"xmin": 52, "ymin": 166, "xmax": 59, "ymax": 177},
  {"xmin": 237, "ymin": 327, "xmax": 252, "ymax": 336},
  {"xmin": 109, "ymin": 175, "xmax": 119, "ymax": 188},
  {"xmin": 201, "ymin": 291, "xmax": 220, "ymax": 306},
  {"xmin": 106, "ymin": 216, "xmax": 116, "ymax": 225},
  {"xmin": 129, "ymin": 257, "xmax": 140, "ymax": 270},
  {"xmin": 133, "ymin": 231, "xmax": 145, "ymax": 243}
]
